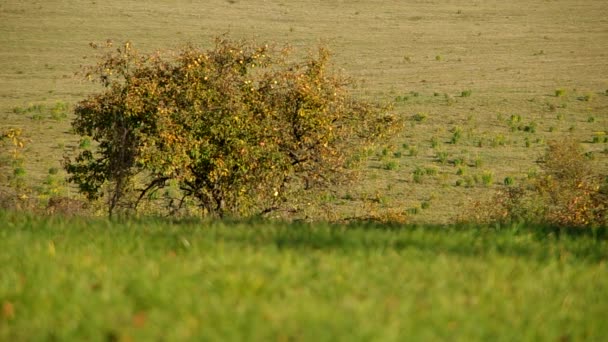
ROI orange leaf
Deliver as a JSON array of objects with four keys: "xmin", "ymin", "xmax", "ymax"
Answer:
[
  {"xmin": 2, "ymin": 301, "xmax": 15, "ymax": 320},
  {"xmin": 132, "ymin": 311, "xmax": 147, "ymax": 328}
]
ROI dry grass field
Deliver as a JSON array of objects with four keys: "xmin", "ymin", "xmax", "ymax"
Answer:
[{"xmin": 1, "ymin": 0, "xmax": 607, "ymax": 222}]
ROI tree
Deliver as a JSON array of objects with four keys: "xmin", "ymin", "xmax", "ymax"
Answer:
[{"xmin": 65, "ymin": 38, "xmax": 399, "ymax": 217}]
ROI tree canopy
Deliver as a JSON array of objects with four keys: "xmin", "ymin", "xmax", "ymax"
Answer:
[{"xmin": 66, "ymin": 38, "xmax": 399, "ymax": 217}]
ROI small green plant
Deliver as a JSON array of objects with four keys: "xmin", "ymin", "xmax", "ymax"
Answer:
[
  {"xmin": 453, "ymin": 157, "xmax": 466, "ymax": 167},
  {"xmin": 509, "ymin": 114, "xmax": 521, "ymax": 125},
  {"xmin": 412, "ymin": 167, "xmax": 425, "ymax": 184},
  {"xmin": 408, "ymin": 146, "xmax": 419, "ymax": 157},
  {"xmin": 436, "ymin": 151, "xmax": 449, "ymax": 164},
  {"xmin": 587, "ymin": 116, "xmax": 595, "ymax": 123},
  {"xmin": 430, "ymin": 136, "xmax": 439, "ymax": 148},
  {"xmin": 381, "ymin": 147, "xmax": 391, "ymax": 157},
  {"xmin": 450, "ymin": 126, "xmax": 463, "ymax": 144},
  {"xmin": 383, "ymin": 161, "xmax": 399, "ymax": 170},
  {"xmin": 463, "ymin": 175, "xmax": 475, "ymax": 188},
  {"xmin": 504, "ymin": 176, "xmax": 514, "ymax": 186},
  {"xmin": 50, "ymin": 102, "xmax": 69, "ymax": 121},
  {"xmin": 444, "ymin": 93, "xmax": 455, "ymax": 105},
  {"xmin": 407, "ymin": 206, "xmax": 420, "ymax": 215},
  {"xmin": 523, "ymin": 122, "xmax": 537, "ymax": 133},
  {"xmin": 481, "ymin": 171, "xmax": 494, "ymax": 186},
  {"xmin": 48, "ymin": 167, "xmax": 59, "ymax": 175},
  {"xmin": 13, "ymin": 167, "xmax": 26, "ymax": 177},
  {"xmin": 491, "ymin": 135, "xmax": 506, "ymax": 147},
  {"xmin": 577, "ymin": 94, "xmax": 592, "ymax": 102},
  {"xmin": 412, "ymin": 112, "xmax": 427, "ymax": 122},
  {"xmin": 425, "ymin": 166, "xmax": 438, "ymax": 176},
  {"xmin": 555, "ymin": 89, "xmax": 566, "ymax": 97},
  {"xmin": 12, "ymin": 106, "xmax": 26, "ymax": 115},
  {"xmin": 460, "ymin": 89, "xmax": 472, "ymax": 97},
  {"xmin": 420, "ymin": 200, "xmax": 431, "ymax": 210}
]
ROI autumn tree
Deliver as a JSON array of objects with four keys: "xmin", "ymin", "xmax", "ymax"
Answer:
[{"xmin": 65, "ymin": 38, "xmax": 399, "ymax": 217}]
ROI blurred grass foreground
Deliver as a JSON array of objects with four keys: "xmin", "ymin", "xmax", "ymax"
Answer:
[{"xmin": 1, "ymin": 211, "xmax": 607, "ymax": 341}]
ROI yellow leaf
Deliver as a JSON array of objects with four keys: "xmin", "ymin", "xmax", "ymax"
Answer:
[{"xmin": 48, "ymin": 241, "xmax": 56, "ymax": 256}]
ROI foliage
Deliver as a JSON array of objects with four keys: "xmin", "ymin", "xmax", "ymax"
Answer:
[
  {"xmin": 0, "ymin": 128, "xmax": 33, "ymax": 210},
  {"xmin": 537, "ymin": 139, "xmax": 607, "ymax": 226},
  {"xmin": 465, "ymin": 139, "xmax": 607, "ymax": 227},
  {"xmin": 65, "ymin": 38, "xmax": 399, "ymax": 217}
]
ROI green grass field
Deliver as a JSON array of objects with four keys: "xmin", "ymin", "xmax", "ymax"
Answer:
[{"xmin": 1, "ymin": 211, "xmax": 607, "ymax": 340}]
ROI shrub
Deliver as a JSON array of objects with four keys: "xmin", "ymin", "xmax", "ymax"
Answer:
[
  {"xmin": 65, "ymin": 38, "xmax": 399, "ymax": 217},
  {"xmin": 464, "ymin": 139, "xmax": 607, "ymax": 227},
  {"xmin": 0, "ymin": 128, "xmax": 34, "ymax": 211}
]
